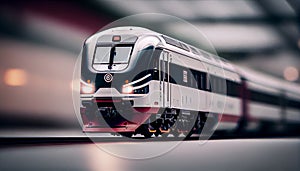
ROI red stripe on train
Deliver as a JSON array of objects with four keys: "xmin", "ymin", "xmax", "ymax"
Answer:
[
  {"xmin": 133, "ymin": 107, "xmax": 160, "ymax": 114},
  {"xmin": 219, "ymin": 114, "xmax": 241, "ymax": 122}
]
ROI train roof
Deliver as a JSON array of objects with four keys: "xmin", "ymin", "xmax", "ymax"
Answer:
[
  {"xmin": 88, "ymin": 27, "xmax": 300, "ymax": 95},
  {"xmin": 95, "ymin": 27, "xmax": 239, "ymax": 74},
  {"xmin": 94, "ymin": 26, "xmax": 160, "ymax": 39},
  {"xmin": 236, "ymin": 65, "xmax": 300, "ymax": 96},
  {"xmin": 284, "ymin": 81, "xmax": 300, "ymax": 100}
]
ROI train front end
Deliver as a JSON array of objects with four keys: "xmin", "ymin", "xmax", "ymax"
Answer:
[{"xmin": 80, "ymin": 27, "xmax": 162, "ymax": 134}]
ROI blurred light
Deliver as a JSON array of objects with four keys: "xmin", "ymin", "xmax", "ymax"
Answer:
[
  {"xmin": 81, "ymin": 85, "xmax": 94, "ymax": 94},
  {"xmin": 81, "ymin": 84, "xmax": 95, "ymax": 94},
  {"xmin": 298, "ymin": 39, "xmax": 300, "ymax": 49},
  {"xmin": 283, "ymin": 66, "xmax": 299, "ymax": 81},
  {"xmin": 4, "ymin": 68, "xmax": 27, "ymax": 86},
  {"xmin": 122, "ymin": 85, "xmax": 133, "ymax": 94},
  {"xmin": 80, "ymin": 80, "xmax": 95, "ymax": 94},
  {"xmin": 70, "ymin": 79, "xmax": 80, "ymax": 92}
]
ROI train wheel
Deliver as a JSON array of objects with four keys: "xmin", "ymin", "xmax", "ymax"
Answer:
[
  {"xmin": 143, "ymin": 131, "xmax": 153, "ymax": 138},
  {"xmin": 154, "ymin": 131, "xmax": 160, "ymax": 137},
  {"xmin": 140, "ymin": 125, "xmax": 153, "ymax": 138}
]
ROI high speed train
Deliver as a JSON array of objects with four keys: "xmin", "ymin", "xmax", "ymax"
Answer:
[{"xmin": 80, "ymin": 26, "xmax": 300, "ymax": 138}]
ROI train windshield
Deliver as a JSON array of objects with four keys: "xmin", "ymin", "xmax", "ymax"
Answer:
[{"xmin": 94, "ymin": 46, "xmax": 132, "ymax": 64}]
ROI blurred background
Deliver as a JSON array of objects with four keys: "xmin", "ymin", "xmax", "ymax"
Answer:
[{"xmin": 0, "ymin": 0, "xmax": 299, "ymax": 136}]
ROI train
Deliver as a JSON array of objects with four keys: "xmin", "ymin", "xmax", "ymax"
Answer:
[{"xmin": 80, "ymin": 26, "xmax": 300, "ymax": 138}]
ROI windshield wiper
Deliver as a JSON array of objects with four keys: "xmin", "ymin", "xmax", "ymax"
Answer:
[{"xmin": 108, "ymin": 46, "xmax": 115, "ymax": 70}]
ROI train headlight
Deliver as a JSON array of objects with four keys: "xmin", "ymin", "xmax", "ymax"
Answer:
[
  {"xmin": 80, "ymin": 80, "xmax": 95, "ymax": 94},
  {"xmin": 122, "ymin": 85, "xmax": 133, "ymax": 94}
]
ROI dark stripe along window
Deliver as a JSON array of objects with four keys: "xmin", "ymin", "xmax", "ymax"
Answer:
[
  {"xmin": 287, "ymin": 98, "xmax": 300, "ymax": 110},
  {"xmin": 165, "ymin": 62, "xmax": 241, "ymax": 97},
  {"xmin": 226, "ymin": 80, "xmax": 241, "ymax": 97},
  {"xmin": 248, "ymin": 89, "xmax": 280, "ymax": 106}
]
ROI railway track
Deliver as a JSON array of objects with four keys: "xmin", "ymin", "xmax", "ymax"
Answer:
[{"xmin": 1, "ymin": 132, "xmax": 299, "ymax": 146}]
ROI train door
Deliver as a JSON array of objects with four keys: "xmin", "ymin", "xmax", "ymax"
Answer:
[{"xmin": 159, "ymin": 51, "xmax": 170, "ymax": 108}]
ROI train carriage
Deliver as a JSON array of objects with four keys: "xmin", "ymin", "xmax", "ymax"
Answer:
[{"xmin": 80, "ymin": 26, "xmax": 300, "ymax": 138}]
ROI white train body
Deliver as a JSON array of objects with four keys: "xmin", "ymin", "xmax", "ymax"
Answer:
[{"xmin": 80, "ymin": 26, "xmax": 300, "ymax": 137}]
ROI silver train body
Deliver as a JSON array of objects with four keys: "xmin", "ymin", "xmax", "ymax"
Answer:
[{"xmin": 80, "ymin": 27, "xmax": 300, "ymax": 137}]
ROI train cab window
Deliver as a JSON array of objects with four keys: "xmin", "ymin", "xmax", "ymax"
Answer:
[
  {"xmin": 113, "ymin": 46, "xmax": 133, "ymax": 63},
  {"xmin": 94, "ymin": 46, "xmax": 111, "ymax": 63},
  {"xmin": 93, "ymin": 45, "xmax": 133, "ymax": 64}
]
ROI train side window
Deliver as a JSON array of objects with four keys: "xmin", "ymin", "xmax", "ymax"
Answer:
[
  {"xmin": 211, "ymin": 76, "xmax": 216, "ymax": 92},
  {"xmin": 206, "ymin": 74, "xmax": 211, "ymax": 91},
  {"xmin": 190, "ymin": 71, "xmax": 199, "ymax": 89},
  {"xmin": 169, "ymin": 63, "xmax": 183, "ymax": 85},
  {"xmin": 216, "ymin": 77, "xmax": 220, "ymax": 93},
  {"xmin": 218, "ymin": 77, "xmax": 223, "ymax": 94},
  {"xmin": 226, "ymin": 80, "xmax": 233, "ymax": 97},
  {"xmin": 200, "ymin": 72, "xmax": 207, "ymax": 91},
  {"xmin": 216, "ymin": 77, "xmax": 220, "ymax": 92},
  {"xmin": 287, "ymin": 98, "xmax": 300, "ymax": 110},
  {"xmin": 249, "ymin": 89, "xmax": 280, "ymax": 106},
  {"xmin": 194, "ymin": 72, "xmax": 199, "ymax": 89},
  {"xmin": 221, "ymin": 78, "xmax": 225, "ymax": 94},
  {"xmin": 211, "ymin": 76, "xmax": 218, "ymax": 93},
  {"xmin": 199, "ymin": 73, "xmax": 203, "ymax": 90},
  {"xmin": 190, "ymin": 72, "xmax": 193, "ymax": 88},
  {"xmin": 150, "ymin": 49, "xmax": 162, "ymax": 80},
  {"xmin": 226, "ymin": 80, "xmax": 241, "ymax": 97},
  {"xmin": 210, "ymin": 75, "xmax": 224, "ymax": 94}
]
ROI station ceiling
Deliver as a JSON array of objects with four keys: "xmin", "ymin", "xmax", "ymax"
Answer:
[
  {"xmin": 0, "ymin": 0, "xmax": 299, "ymax": 81},
  {"xmin": 99, "ymin": 0, "xmax": 300, "ymax": 81}
]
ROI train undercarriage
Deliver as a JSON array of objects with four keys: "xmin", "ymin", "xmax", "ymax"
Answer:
[{"xmin": 81, "ymin": 99, "xmax": 213, "ymax": 138}]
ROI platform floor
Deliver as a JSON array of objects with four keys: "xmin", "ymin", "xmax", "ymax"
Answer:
[{"xmin": 0, "ymin": 138, "xmax": 299, "ymax": 171}]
